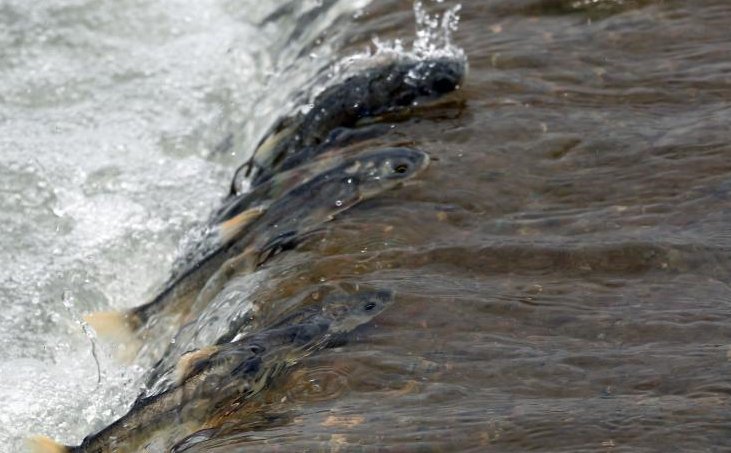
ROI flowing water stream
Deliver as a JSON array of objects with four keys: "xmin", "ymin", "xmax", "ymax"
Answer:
[
  {"xmin": 3, "ymin": 0, "xmax": 731, "ymax": 451},
  {"xmin": 0, "ymin": 0, "xmax": 371, "ymax": 449}
]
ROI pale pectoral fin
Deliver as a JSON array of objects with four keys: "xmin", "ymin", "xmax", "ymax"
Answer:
[
  {"xmin": 25, "ymin": 436, "xmax": 69, "ymax": 453},
  {"xmin": 253, "ymin": 124, "xmax": 297, "ymax": 168},
  {"xmin": 175, "ymin": 346, "xmax": 220, "ymax": 384},
  {"xmin": 354, "ymin": 114, "xmax": 388, "ymax": 127},
  {"xmin": 84, "ymin": 310, "xmax": 142, "ymax": 362},
  {"xmin": 217, "ymin": 206, "xmax": 265, "ymax": 244},
  {"xmin": 84, "ymin": 310, "xmax": 135, "ymax": 341}
]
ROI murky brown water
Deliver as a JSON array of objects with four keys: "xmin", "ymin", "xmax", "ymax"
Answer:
[{"xmin": 172, "ymin": 1, "xmax": 731, "ymax": 451}]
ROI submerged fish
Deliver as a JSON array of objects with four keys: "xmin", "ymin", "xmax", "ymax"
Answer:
[
  {"xmin": 211, "ymin": 142, "xmax": 370, "ymax": 239},
  {"xmin": 135, "ymin": 147, "xmax": 428, "ymax": 383},
  {"xmin": 35, "ymin": 52, "xmax": 456, "ymax": 453},
  {"xmin": 187, "ymin": 147, "xmax": 429, "ymax": 319},
  {"xmin": 142, "ymin": 283, "xmax": 394, "ymax": 395},
  {"xmin": 85, "ymin": 147, "xmax": 427, "ymax": 353},
  {"xmin": 29, "ymin": 288, "xmax": 394, "ymax": 453},
  {"xmin": 231, "ymin": 56, "xmax": 465, "ymax": 192}
]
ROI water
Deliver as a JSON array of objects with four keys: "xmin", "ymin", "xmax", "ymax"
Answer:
[
  {"xmin": 0, "ymin": 0, "xmax": 369, "ymax": 449},
  {"xmin": 3, "ymin": 0, "xmax": 731, "ymax": 451}
]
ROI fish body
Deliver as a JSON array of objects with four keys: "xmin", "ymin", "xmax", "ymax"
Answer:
[
  {"xmin": 48, "ymin": 289, "xmax": 393, "ymax": 453},
  {"xmin": 47, "ymin": 55, "xmax": 457, "ymax": 453},
  {"xmin": 231, "ymin": 56, "xmax": 465, "ymax": 192},
  {"xmin": 181, "ymin": 147, "xmax": 428, "ymax": 323},
  {"xmin": 84, "ymin": 57, "xmax": 451, "ymax": 341},
  {"xmin": 127, "ymin": 147, "xmax": 427, "ymax": 329}
]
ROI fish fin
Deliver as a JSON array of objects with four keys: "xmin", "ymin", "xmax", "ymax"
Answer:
[
  {"xmin": 253, "ymin": 124, "xmax": 296, "ymax": 169},
  {"xmin": 354, "ymin": 114, "xmax": 388, "ymax": 127},
  {"xmin": 84, "ymin": 310, "xmax": 135, "ymax": 341},
  {"xmin": 84, "ymin": 311, "xmax": 142, "ymax": 362},
  {"xmin": 25, "ymin": 436, "xmax": 69, "ymax": 453},
  {"xmin": 175, "ymin": 346, "xmax": 220, "ymax": 384},
  {"xmin": 221, "ymin": 247, "xmax": 258, "ymax": 274},
  {"xmin": 230, "ymin": 161, "xmax": 252, "ymax": 196},
  {"xmin": 217, "ymin": 206, "xmax": 265, "ymax": 244}
]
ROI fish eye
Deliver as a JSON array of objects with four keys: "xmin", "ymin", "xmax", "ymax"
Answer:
[
  {"xmin": 393, "ymin": 163, "xmax": 410, "ymax": 174},
  {"xmin": 363, "ymin": 302, "xmax": 377, "ymax": 311}
]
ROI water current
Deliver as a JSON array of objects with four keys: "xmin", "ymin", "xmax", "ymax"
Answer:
[{"xmin": 3, "ymin": 0, "xmax": 731, "ymax": 451}]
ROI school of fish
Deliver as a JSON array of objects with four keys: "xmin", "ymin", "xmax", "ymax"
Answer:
[{"xmin": 28, "ymin": 55, "xmax": 466, "ymax": 453}]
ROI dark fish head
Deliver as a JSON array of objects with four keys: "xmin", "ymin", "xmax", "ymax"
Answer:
[
  {"xmin": 353, "ymin": 288, "xmax": 393, "ymax": 317},
  {"xmin": 272, "ymin": 147, "xmax": 428, "ymax": 219},
  {"xmin": 324, "ymin": 288, "xmax": 395, "ymax": 333},
  {"xmin": 377, "ymin": 57, "xmax": 465, "ymax": 108},
  {"xmin": 347, "ymin": 147, "xmax": 430, "ymax": 198},
  {"xmin": 405, "ymin": 57, "xmax": 466, "ymax": 98},
  {"xmin": 206, "ymin": 344, "xmax": 262, "ymax": 378}
]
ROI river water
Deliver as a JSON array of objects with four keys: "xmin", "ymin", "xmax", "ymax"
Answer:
[{"xmin": 2, "ymin": 0, "xmax": 731, "ymax": 451}]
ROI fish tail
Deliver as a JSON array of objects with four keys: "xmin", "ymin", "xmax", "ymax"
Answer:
[
  {"xmin": 25, "ymin": 436, "xmax": 70, "ymax": 453},
  {"xmin": 174, "ymin": 345, "xmax": 220, "ymax": 384},
  {"xmin": 216, "ymin": 206, "xmax": 265, "ymax": 244},
  {"xmin": 251, "ymin": 123, "xmax": 297, "ymax": 171},
  {"xmin": 84, "ymin": 310, "xmax": 142, "ymax": 362}
]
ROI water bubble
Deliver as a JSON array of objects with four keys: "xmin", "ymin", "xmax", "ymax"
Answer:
[{"xmin": 284, "ymin": 365, "xmax": 352, "ymax": 404}]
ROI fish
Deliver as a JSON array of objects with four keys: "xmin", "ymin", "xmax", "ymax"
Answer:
[
  {"xmin": 29, "ymin": 288, "xmax": 394, "ymax": 453},
  {"xmin": 212, "ymin": 124, "xmax": 395, "ymax": 235},
  {"xmin": 143, "ymin": 282, "xmax": 396, "ymax": 396},
  {"xmin": 84, "ymin": 147, "xmax": 427, "ymax": 354},
  {"xmin": 231, "ymin": 56, "xmax": 465, "ymax": 192},
  {"xmin": 109, "ymin": 146, "xmax": 428, "ymax": 392},
  {"xmin": 36, "ymin": 55, "xmax": 451, "ymax": 453},
  {"xmin": 184, "ymin": 147, "xmax": 429, "ymax": 320}
]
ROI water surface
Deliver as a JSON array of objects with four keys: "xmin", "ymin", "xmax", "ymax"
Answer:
[{"xmin": 3, "ymin": 0, "xmax": 731, "ymax": 451}]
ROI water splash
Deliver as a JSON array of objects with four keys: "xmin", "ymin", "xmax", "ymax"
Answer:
[
  {"xmin": 331, "ymin": 0, "xmax": 466, "ymax": 79},
  {"xmin": 284, "ymin": 364, "xmax": 353, "ymax": 404},
  {"xmin": 413, "ymin": 0, "xmax": 463, "ymax": 58},
  {"xmin": 61, "ymin": 291, "xmax": 101, "ymax": 386}
]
